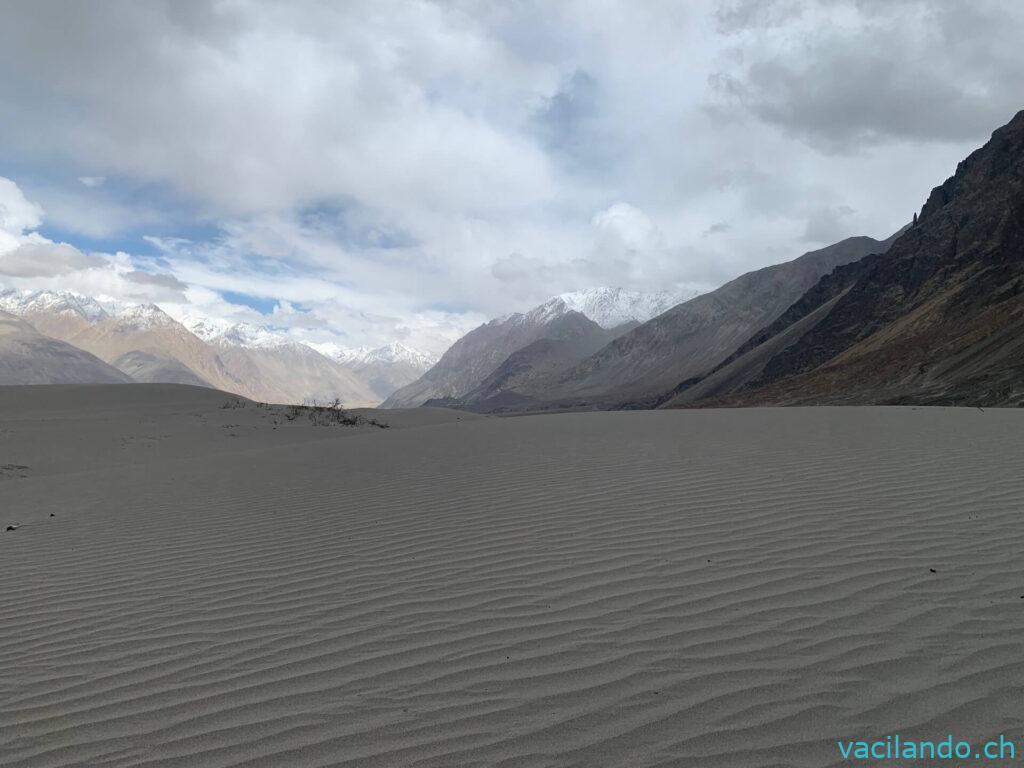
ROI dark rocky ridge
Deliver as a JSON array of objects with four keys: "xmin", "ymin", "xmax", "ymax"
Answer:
[{"xmin": 667, "ymin": 108, "xmax": 1024, "ymax": 408}]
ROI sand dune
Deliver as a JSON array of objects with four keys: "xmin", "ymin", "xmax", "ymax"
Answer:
[{"xmin": 2, "ymin": 387, "xmax": 1024, "ymax": 766}]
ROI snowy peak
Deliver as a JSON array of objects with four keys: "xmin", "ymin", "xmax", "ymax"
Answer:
[
  {"xmin": 554, "ymin": 287, "xmax": 703, "ymax": 329},
  {"xmin": 0, "ymin": 289, "xmax": 109, "ymax": 322},
  {"xmin": 111, "ymin": 303, "xmax": 179, "ymax": 331},
  {"xmin": 514, "ymin": 286, "xmax": 704, "ymax": 331},
  {"xmin": 186, "ymin": 318, "xmax": 297, "ymax": 350},
  {"xmin": 358, "ymin": 342, "xmax": 437, "ymax": 367},
  {"xmin": 316, "ymin": 341, "xmax": 436, "ymax": 369}
]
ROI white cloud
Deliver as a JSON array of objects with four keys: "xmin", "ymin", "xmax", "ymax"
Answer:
[
  {"xmin": 0, "ymin": 177, "xmax": 188, "ymax": 302},
  {"xmin": 0, "ymin": 177, "xmax": 44, "ymax": 252},
  {"xmin": 0, "ymin": 2, "xmax": 1021, "ymax": 355}
]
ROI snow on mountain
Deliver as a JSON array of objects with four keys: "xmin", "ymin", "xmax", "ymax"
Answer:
[
  {"xmin": 531, "ymin": 287, "xmax": 704, "ymax": 330},
  {"xmin": 0, "ymin": 288, "xmax": 109, "ymax": 322},
  {"xmin": 345, "ymin": 342, "xmax": 436, "ymax": 367},
  {"xmin": 185, "ymin": 318, "xmax": 300, "ymax": 350},
  {"xmin": 111, "ymin": 303, "xmax": 180, "ymax": 331},
  {"xmin": 310, "ymin": 341, "xmax": 437, "ymax": 368}
]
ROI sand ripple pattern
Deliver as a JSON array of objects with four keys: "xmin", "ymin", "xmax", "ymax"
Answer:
[{"xmin": 3, "ymin": 406, "xmax": 1024, "ymax": 767}]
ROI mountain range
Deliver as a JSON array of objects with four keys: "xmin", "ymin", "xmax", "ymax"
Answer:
[
  {"xmin": 382, "ymin": 287, "xmax": 700, "ymax": 408},
  {"xmin": 4, "ymin": 109, "xmax": 1023, "ymax": 410},
  {"xmin": 392, "ymin": 236, "xmax": 900, "ymax": 411},
  {"xmin": 0, "ymin": 291, "xmax": 434, "ymax": 405}
]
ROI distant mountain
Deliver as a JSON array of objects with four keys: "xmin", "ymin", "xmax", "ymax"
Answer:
[
  {"xmin": 665, "ymin": 108, "xmax": 1024, "ymax": 408},
  {"xmin": 0, "ymin": 309, "xmax": 132, "ymax": 385},
  {"xmin": 195, "ymin": 321, "xmax": 380, "ymax": 406},
  {"xmin": 428, "ymin": 311, "xmax": 635, "ymax": 412},
  {"xmin": 65, "ymin": 304, "xmax": 243, "ymax": 392},
  {"xmin": 518, "ymin": 233, "xmax": 904, "ymax": 409},
  {"xmin": 382, "ymin": 286, "xmax": 696, "ymax": 408},
  {"xmin": 112, "ymin": 350, "xmax": 212, "ymax": 387},
  {"xmin": 328, "ymin": 342, "xmax": 436, "ymax": 401},
  {"xmin": 0, "ymin": 289, "xmax": 109, "ymax": 339},
  {"xmin": 552, "ymin": 287, "xmax": 702, "ymax": 329}
]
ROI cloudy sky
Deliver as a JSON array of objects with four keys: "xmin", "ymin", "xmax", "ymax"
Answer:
[{"xmin": 0, "ymin": 0, "xmax": 1022, "ymax": 354}]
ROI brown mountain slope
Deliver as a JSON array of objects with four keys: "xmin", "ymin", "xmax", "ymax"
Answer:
[
  {"xmin": 0, "ymin": 310, "xmax": 133, "ymax": 385},
  {"xmin": 67, "ymin": 305, "xmax": 245, "ymax": 394},
  {"xmin": 668, "ymin": 108, "xmax": 1024, "ymax": 408},
  {"xmin": 211, "ymin": 342, "xmax": 380, "ymax": 407}
]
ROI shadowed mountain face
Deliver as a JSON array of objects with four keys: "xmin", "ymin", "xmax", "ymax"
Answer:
[
  {"xmin": 112, "ymin": 351, "xmax": 212, "ymax": 388},
  {"xmin": 0, "ymin": 310, "xmax": 133, "ymax": 385},
  {"xmin": 425, "ymin": 311, "xmax": 636, "ymax": 412},
  {"xmin": 382, "ymin": 313, "xmax": 565, "ymax": 408},
  {"xmin": 666, "ymin": 108, "xmax": 1024, "ymax": 408}
]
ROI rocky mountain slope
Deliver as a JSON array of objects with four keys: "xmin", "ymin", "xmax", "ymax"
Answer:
[
  {"xmin": 665, "ymin": 108, "xmax": 1024, "ymax": 408},
  {"xmin": 428, "ymin": 311, "xmax": 636, "ymax": 412},
  {"xmin": 382, "ymin": 287, "xmax": 696, "ymax": 408},
  {"xmin": 0, "ymin": 310, "xmax": 132, "ymax": 385}
]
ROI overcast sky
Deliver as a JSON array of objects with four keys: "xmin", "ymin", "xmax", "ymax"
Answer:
[{"xmin": 0, "ymin": 0, "xmax": 1022, "ymax": 354}]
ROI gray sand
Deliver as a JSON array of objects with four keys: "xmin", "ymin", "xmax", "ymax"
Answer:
[{"xmin": 2, "ymin": 385, "xmax": 1023, "ymax": 767}]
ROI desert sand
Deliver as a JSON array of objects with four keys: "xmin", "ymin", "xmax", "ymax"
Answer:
[{"xmin": 2, "ymin": 385, "xmax": 1024, "ymax": 767}]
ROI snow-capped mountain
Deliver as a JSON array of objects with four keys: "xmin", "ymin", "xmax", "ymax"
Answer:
[
  {"xmin": 0, "ymin": 288, "xmax": 111, "ymax": 339},
  {"xmin": 109, "ymin": 303, "xmax": 182, "ymax": 331},
  {"xmin": 548, "ymin": 287, "xmax": 703, "ymax": 329},
  {"xmin": 316, "ymin": 341, "xmax": 437, "ymax": 401},
  {"xmin": 0, "ymin": 288, "xmax": 109, "ymax": 322},
  {"xmin": 327, "ymin": 341, "xmax": 437, "ymax": 368},
  {"xmin": 187, "ymin": 318, "xmax": 295, "ymax": 350}
]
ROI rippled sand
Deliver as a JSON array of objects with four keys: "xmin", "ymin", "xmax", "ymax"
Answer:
[{"xmin": 2, "ymin": 385, "xmax": 1023, "ymax": 767}]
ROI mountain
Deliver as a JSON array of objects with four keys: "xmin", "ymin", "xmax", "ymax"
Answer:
[
  {"xmin": 518, "ymin": 233, "xmax": 904, "ymax": 409},
  {"xmin": 0, "ymin": 294, "xmax": 384, "ymax": 405},
  {"xmin": 665, "ymin": 108, "xmax": 1024, "ymax": 408},
  {"xmin": 112, "ymin": 350, "xmax": 212, "ymax": 387},
  {"xmin": 554, "ymin": 287, "xmax": 702, "ymax": 329},
  {"xmin": 329, "ymin": 342, "xmax": 436, "ymax": 401},
  {"xmin": 65, "ymin": 304, "xmax": 242, "ymax": 392},
  {"xmin": 0, "ymin": 289, "xmax": 109, "ymax": 339},
  {"xmin": 0, "ymin": 309, "xmax": 132, "ymax": 385},
  {"xmin": 196, "ymin": 322, "xmax": 380, "ymax": 407},
  {"xmin": 382, "ymin": 287, "xmax": 697, "ymax": 408},
  {"xmin": 428, "ymin": 311, "xmax": 636, "ymax": 412}
]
